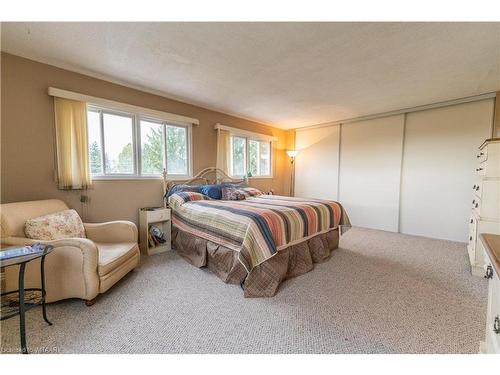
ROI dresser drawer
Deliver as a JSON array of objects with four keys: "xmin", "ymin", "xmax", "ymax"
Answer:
[
  {"xmin": 469, "ymin": 215, "xmax": 477, "ymax": 235},
  {"xmin": 468, "ymin": 225, "xmax": 476, "ymax": 251},
  {"xmin": 476, "ymin": 163, "xmax": 486, "ymax": 177},
  {"xmin": 472, "ymin": 196, "xmax": 481, "ymax": 216},
  {"xmin": 477, "ymin": 156, "xmax": 500, "ymax": 178},
  {"xmin": 472, "ymin": 181, "xmax": 482, "ymax": 198},
  {"xmin": 147, "ymin": 209, "xmax": 171, "ymax": 223},
  {"xmin": 476, "ymin": 180, "xmax": 500, "ymax": 221},
  {"xmin": 476, "ymin": 148, "xmax": 487, "ymax": 163},
  {"xmin": 485, "ymin": 274, "xmax": 500, "ymax": 353}
]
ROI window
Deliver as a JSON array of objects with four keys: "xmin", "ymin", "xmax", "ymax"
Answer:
[
  {"xmin": 249, "ymin": 139, "xmax": 271, "ymax": 176},
  {"xmin": 103, "ymin": 112, "xmax": 135, "ymax": 174},
  {"xmin": 230, "ymin": 136, "xmax": 272, "ymax": 177},
  {"xmin": 140, "ymin": 119, "xmax": 165, "ymax": 175},
  {"xmin": 87, "ymin": 106, "xmax": 191, "ymax": 178},
  {"xmin": 231, "ymin": 136, "xmax": 246, "ymax": 177},
  {"xmin": 166, "ymin": 125, "xmax": 188, "ymax": 175}
]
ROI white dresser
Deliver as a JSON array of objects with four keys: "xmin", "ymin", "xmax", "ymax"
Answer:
[
  {"xmin": 479, "ymin": 234, "xmax": 500, "ymax": 354},
  {"xmin": 468, "ymin": 138, "xmax": 500, "ymax": 276}
]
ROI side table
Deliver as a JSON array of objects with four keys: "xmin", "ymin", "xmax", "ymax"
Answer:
[
  {"xmin": 139, "ymin": 207, "xmax": 171, "ymax": 255},
  {"xmin": 0, "ymin": 243, "xmax": 54, "ymax": 354}
]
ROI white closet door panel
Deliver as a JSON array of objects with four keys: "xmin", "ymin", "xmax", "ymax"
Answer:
[
  {"xmin": 400, "ymin": 99, "xmax": 494, "ymax": 242},
  {"xmin": 339, "ymin": 115, "xmax": 405, "ymax": 232},
  {"xmin": 295, "ymin": 125, "xmax": 340, "ymax": 200}
]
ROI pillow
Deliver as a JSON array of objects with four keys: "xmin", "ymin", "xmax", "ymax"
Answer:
[
  {"xmin": 168, "ymin": 192, "xmax": 211, "ymax": 207},
  {"xmin": 200, "ymin": 184, "xmax": 224, "ymax": 200},
  {"xmin": 239, "ymin": 187, "xmax": 263, "ymax": 197},
  {"xmin": 221, "ymin": 186, "xmax": 246, "ymax": 201},
  {"xmin": 165, "ymin": 184, "xmax": 201, "ymax": 198},
  {"xmin": 222, "ymin": 181, "xmax": 247, "ymax": 189},
  {"xmin": 25, "ymin": 209, "xmax": 86, "ymax": 240}
]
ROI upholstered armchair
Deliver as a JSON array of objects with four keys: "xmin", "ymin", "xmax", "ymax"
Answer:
[{"xmin": 0, "ymin": 199, "xmax": 140, "ymax": 305}]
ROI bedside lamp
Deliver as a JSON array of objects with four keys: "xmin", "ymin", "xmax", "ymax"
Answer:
[{"xmin": 286, "ymin": 150, "xmax": 299, "ymax": 196}]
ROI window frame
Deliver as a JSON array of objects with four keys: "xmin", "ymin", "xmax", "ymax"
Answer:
[
  {"xmin": 87, "ymin": 104, "xmax": 193, "ymax": 180},
  {"xmin": 229, "ymin": 135, "xmax": 273, "ymax": 179}
]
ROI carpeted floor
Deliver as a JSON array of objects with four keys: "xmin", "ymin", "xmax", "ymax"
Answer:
[{"xmin": 0, "ymin": 227, "xmax": 488, "ymax": 354}]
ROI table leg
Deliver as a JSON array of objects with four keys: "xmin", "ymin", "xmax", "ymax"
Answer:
[
  {"xmin": 40, "ymin": 254, "xmax": 52, "ymax": 325},
  {"xmin": 18, "ymin": 262, "xmax": 27, "ymax": 354}
]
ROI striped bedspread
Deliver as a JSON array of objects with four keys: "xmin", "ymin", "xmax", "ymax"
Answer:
[{"xmin": 170, "ymin": 194, "xmax": 348, "ymax": 272}]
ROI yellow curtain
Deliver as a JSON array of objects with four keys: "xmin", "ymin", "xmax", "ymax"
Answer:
[
  {"xmin": 216, "ymin": 129, "xmax": 231, "ymax": 174},
  {"xmin": 54, "ymin": 97, "xmax": 92, "ymax": 189}
]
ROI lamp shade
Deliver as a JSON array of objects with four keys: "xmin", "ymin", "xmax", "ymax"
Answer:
[{"xmin": 286, "ymin": 150, "xmax": 299, "ymax": 158}]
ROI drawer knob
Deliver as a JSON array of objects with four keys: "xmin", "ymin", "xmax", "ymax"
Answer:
[
  {"xmin": 476, "ymin": 186, "xmax": 479, "ymax": 191},
  {"xmin": 475, "ymin": 203, "xmax": 479, "ymax": 208},
  {"xmin": 476, "ymin": 168, "xmax": 483, "ymax": 171},
  {"xmin": 470, "ymin": 219, "xmax": 473, "ymax": 224},
  {"xmin": 472, "ymin": 200, "xmax": 475, "ymax": 204},
  {"xmin": 473, "ymin": 185, "xmax": 477, "ymax": 189},
  {"xmin": 470, "ymin": 236, "xmax": 473, "ymax": 241},
  {"xmin": 494, "ymin": 316, "xmax": 500, "ymax": 334},
  {"xmin": 485, "ymin": 265, "xmax": 493, "ymax": 279}
]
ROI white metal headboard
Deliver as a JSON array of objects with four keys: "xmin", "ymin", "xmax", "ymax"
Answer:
[{"xmin": 162, "ymin": 167, "xmax": 247, "ymax": 207}]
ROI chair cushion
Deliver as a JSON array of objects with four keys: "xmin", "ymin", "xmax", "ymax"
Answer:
[
  {"xmin": 96, "ymin": 242, "xmax": 139, "ymax": 276},
  {"xmin": 25, "ymin": 209, "xmax": 85, "ymax": 240}
]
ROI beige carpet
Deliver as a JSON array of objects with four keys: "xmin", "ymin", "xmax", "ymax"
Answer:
[{"xmin": 0, "ymin": 227, "xmax": 488, "ymax": 354}]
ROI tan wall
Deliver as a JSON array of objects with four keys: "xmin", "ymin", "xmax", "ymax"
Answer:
[{"xmin": 1, "ymin": 53, "xmax": 289, "ymax": 224}]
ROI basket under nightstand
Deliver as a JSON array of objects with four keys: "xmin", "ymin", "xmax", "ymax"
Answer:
[{"xmin": 139, "ymin": 207, "xmax": 171, "ymax": 255}]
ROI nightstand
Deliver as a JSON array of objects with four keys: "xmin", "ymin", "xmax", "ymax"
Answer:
[{"xmin": 139, "ymin": 207, "xmax": 171, "ymax": 255}]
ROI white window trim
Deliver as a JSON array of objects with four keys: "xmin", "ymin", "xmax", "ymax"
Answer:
[
  {"xmin": 87, "ymin": 104, "xmax": 193, "ymax": 180},
  {"xmin": 215, "ymin": 124, "xmax": 275, "ymax": 179},
  {"xmin": 48, "ymin": 87, "xmax": 199, "ymax": 126},
  {"xmin": 214, "ymin": 123, "xmax": 278, "ymax": 142}
]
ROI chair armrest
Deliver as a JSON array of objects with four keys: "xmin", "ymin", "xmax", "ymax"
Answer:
[
  {"xmin": 84, "ymin": 221, "xmax": 138, "ymax": 243},
  {"xmin": 2, "ymin": 236, "xmax": 98, "ymax": 262},
  {"xmin": 2, "ymin": 236, "xmax": 99, "ymax": 301}
]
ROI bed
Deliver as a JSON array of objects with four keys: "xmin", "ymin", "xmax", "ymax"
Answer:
[{"xmin": 163, "ymin": 167, "xmax": 350, "ymax": 297}]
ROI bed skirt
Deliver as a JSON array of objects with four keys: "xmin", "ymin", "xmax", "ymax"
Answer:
[{"xmin": 172, "ymin": 226, "xmax": 340, "ymax": 297}]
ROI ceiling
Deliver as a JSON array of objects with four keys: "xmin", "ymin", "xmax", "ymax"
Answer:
[{"xmin": 2, "ymin": 22, "xmax": 499, "ymax": 129}]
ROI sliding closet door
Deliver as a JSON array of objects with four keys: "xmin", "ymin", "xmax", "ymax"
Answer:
[
  {"xmin": 338, "ymin": 115, "xmax": 405, "ymax": 232},
  {"xmin": 295, "ymin": 125, "xmax": 340, "ymax": 200},
  {"xmin": 400, "ymin": 100, "xmax": 494, "ymax": 242}
]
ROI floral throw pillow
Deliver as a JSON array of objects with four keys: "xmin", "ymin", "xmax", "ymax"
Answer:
[
  {"xmin": 221, "ymin": 187, "xmax": 246, "ymax": 200},
  {"xmin": 25, "ymin": 209, "xmax": 86, "ymax": 240},
  {"xmin": 239, "ymin": 187, "xmax": 263, "ymax": 197}
]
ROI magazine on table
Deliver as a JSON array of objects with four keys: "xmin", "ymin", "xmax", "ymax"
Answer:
[{"xmin": 0, "ymin": 243, "xmax": 48, "ymax": 261}]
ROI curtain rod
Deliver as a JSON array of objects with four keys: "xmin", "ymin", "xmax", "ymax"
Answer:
[{"xmin": 295, "ymin": 92, "xmax": 497, "ymax": 132}]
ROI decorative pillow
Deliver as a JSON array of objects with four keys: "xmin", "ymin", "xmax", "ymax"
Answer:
[
  {"xmin": 168, "ymin": 192, "xmax": 211, "ymax": 207},
  {"xmin": 25, "ymin": 209, "xmax": 86, "ymax": 240},
  {"xmin": 239, "ymin": 187, "xmax": 263, "ymax": 197},
  {"xmin": 199, "ymin": 184, "xmax": 224, "ymax": 200},
  {"xmin": 221, "ymin": 186, "xmax": 246, "ymax": 201},
  {"xmin": 222, "ymin": 181, "xmax": 247, "ymax": 189},
  {"xmin": 165, "ymin": 184, "xmax": 201, "ymax": 198}
]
